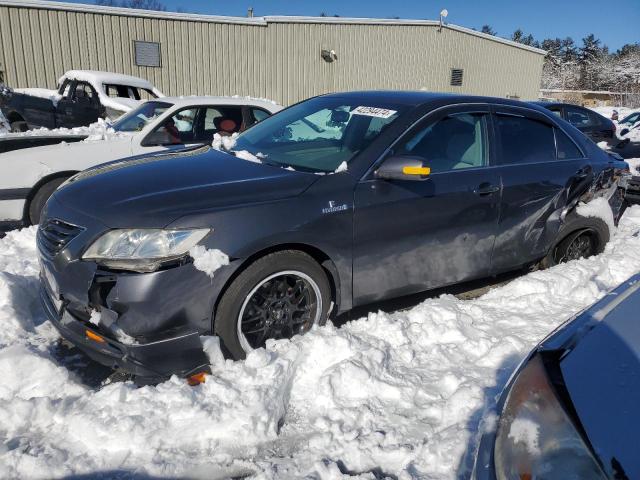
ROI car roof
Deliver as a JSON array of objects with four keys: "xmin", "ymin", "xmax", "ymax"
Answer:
[
  {"xmin": 320, "ymin": 90, "xmax": 551, "ymax": 111},
  {"xmin": 157, "ymin": 95, "xmax": 282, "ymax": 112}
]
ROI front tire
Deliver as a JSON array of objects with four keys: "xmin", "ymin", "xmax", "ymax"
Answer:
[
  {"xmin": 215, "ymin": 250, "xmax": 332, "ymax": 360},
  {"xmin": 28, "ymin": 177, "xmax": 69, "ymax": 225}
]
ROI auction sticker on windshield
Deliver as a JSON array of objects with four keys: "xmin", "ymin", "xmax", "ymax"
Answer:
[{"xmin": 352, "ymin": 106, "xmax": 397, "ymax": 118}]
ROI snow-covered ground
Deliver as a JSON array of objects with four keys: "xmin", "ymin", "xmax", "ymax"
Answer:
[
  {"xmin": 3, "ymin": 208, "xmax": 640, "ymax": 479},
  {"xmin": 591, "ymin": 105, "xmax": 636, "ymax": 120}
]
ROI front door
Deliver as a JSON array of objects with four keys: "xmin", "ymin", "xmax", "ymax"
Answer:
[{"xmin": 353, "ymin": 105, "xmax": 501, "ymax": 305}]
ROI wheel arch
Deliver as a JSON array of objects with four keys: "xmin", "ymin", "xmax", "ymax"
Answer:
[
  {"xmin": 213, "ymin": 242, "xmax": 342, "ymax": 326},
  {"xmin": 543, "ymin": 213, "xmax": 610, "ymax": 267},
  {"xmin": 23, "ymin": 170, "xmax": 79, "ymax": 224}
]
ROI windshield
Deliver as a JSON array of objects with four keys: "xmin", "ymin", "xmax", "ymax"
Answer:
[
  {"xmin": 232, "ymin": 97, "xmax": 406, "ymax": 172},
  {"xmin": 111, "ymin": 101, "xmax": 173, "ymax": 132},
  {"xmin": 620, "ymin": 112, "xmax": 640, "ymax": 127}
]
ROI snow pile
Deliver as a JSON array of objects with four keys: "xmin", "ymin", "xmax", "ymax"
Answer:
[
  {"xmin": 626, "ymin": 157, "xmax": 640, "ymax": 175},
  {"xmin": 3, "ymin": 208, "xmax": 640, "ymax": 478},
  {"xmin": 211, "ymin": 132, "xmax": 238, "ymax": 151},
  {"xmin": 576, "ymin": 196, "xmax": 616, "ymax": 234},
  {"xmin": 0, "ymin": 118, "xmax": 129, "ymax": 142},
  {"xmin": 189, "ymin": 245, "xmax": 230, "ymax": 278},
  {"xmin": 334, "ymin": 161, "xmax": 348, "ymax": 173},
  {"xmin": 0, "ymin": 109, "xmax": 9, "ymax": 134}
]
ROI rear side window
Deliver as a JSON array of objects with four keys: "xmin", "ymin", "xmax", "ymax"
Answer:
[
  {"xmin": 555, "ymin": 128, "xmax": 583, "ymax": 160},
  {"xmin": 249, "ymin": 108, "xmax": 271, "ymax": 125},
  {"xmin": 496, "ymin": 115, "xmax": 555, "ymax": 164},
  {"xmin": 397, "ymin": 113, "xmax": 488, "ymax": 173},
  {"xmin": 565, "ymin": 106, "xmax": 599, "ymax": 127}
]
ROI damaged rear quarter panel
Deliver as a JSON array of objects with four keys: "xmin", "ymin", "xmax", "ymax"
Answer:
[{"xmin": 490, "ymin": 144, "xmax": 624, "ymax": 274}]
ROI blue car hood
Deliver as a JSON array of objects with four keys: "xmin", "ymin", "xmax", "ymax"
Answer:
[
  {"xmin": 560, "ymin": 281, "xmax": 640, "ymax": 479},
  {"xmin": 52, "ymin": 147, "xmax": 318, "ymax": 228}
]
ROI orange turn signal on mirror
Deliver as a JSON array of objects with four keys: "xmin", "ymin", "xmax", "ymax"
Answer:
[
  {"xmin": 85, "ymin": 330, "xmax": 106, "ymax": 343},
  {"xmin": 187, "ymin": 372, "xmax": 207, "ymax": 386},
  {"xmin": 402, "ymin": 166, "xmax": 431, "ymax": 176}
]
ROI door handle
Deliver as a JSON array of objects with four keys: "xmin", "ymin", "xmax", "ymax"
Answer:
[{"xmin": 473, "ymin": 184, "xmax": 500, "ymax": 196}]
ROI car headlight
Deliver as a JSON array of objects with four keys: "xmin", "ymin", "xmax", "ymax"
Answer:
[
  {"xmin": 82, "ymin": 228, "xmax": 210, "ymax": 272},
  {"xmin": 494, "ymin": 354, "xmax": 605, "ymax": 480}
]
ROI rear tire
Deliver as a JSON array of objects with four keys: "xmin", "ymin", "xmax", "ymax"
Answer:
[
  {"xmin": 541, "ymin": 214, "xmax": 610, "ymax": 267},
  {"xmin": 214, "ymin": 250, "xmax": 332, "ymax": 360},
  {"xmin": 28, "ymin": 177, "xmax": 69, "ymax": 225}
]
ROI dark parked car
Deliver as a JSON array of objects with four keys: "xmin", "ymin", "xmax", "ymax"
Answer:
[
  {"xmin": 38, "ymin": 92, "xmax": 628, "ymax": 382},
  {"xmin": 533, "ymin": 102, "xmax": 617, "ymax": 145},
  {"xmin": 0, "ymin": 70, "xmax": 163, "ymax": 132},
  {"xmin": 473, "ymin": 273, "xmax": 640, "ymax": 479}
]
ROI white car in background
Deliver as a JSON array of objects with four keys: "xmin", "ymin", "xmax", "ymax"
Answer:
[{"xmin": 0, "ymin": 96, "xmax": 282, "ymax": 228}]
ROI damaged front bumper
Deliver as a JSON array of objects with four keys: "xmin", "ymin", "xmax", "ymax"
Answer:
[
  {"xmin": 36, "ymin": 196, "xmax": 230, "ymax": 381},
  {"xmin": 40, "ymin": 282, "xmax": 208, "ymax": 381}
]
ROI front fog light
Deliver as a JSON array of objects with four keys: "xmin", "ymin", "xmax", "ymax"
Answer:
[
  {"xmin": 494, "ymin": 354, "xmax": 605, "ymax": 480},
  {"xmin": 83, "ymin": 228, "xmax": 210, "ymax": 272}
]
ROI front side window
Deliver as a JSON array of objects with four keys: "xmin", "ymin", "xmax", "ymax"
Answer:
[
  {"xmin": 112, "ymin": 101, "xmax": 172, "ymax": 132},
  {"xmin": 394, "ymin": 113, "xmax": 488, "ymax": 173},
  {"xmin": 232, "ymin": 98, "xmax": 406, "ymax": 172},
  {"xmin": 73, "ymin": 82, "xmax": 98, "ymax": 103},
  {"xmin": 496, "ymin": 114, "xmax": 556, "ymax": 164}
]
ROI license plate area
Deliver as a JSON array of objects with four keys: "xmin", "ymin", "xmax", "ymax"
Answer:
[{"xmin": 40, "ymin": 260, "xmax": 63, "ymax": 314}]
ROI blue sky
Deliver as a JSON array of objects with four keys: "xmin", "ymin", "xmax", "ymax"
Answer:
[{"xmin": 67, "ymin": 0, "xmax": 638, "ymax": 50}]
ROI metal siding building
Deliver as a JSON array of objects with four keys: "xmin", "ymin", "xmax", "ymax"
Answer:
[{"xmin": 0, "ymin": 0, "xmax": 545, "ymax": 105}]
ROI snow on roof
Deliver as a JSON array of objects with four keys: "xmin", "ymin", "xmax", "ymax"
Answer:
[
  {"xmin": 59, "ymin": 70, "xmax": 156, "ymax": 90},
  {"xmin": 5, "ymin": 0, "xmax": 546, "ymax": 55}
]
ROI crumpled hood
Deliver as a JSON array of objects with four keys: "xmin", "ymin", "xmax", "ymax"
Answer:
[
  {"xmin": 53, "ymin": 147, "xmax": 319, "ymax": 228},
  {"xmin": 559, "ymin": 279, "xmax": 640, "ymax": 479}
]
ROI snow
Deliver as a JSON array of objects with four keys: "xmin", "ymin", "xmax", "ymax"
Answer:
[
  {"xmin": 576, "ymin": 196, "xmax": 616, "ymax": 234},
  {"xmin": 590, "ymin": 106, "xmax": 635, "ymax": 120},
  {"xmin": 334, "ymin": 161, "xmax": 348, "ymax": 173},
  {"xmin": 189, "ymin": 245, "xmax": 230, "ymax": 278},
  {"xmin": 0, "ymin": 109, "xmax": 9, "ymax": 134},
  {"xmin": 626, "ymin": 157, "xmax": 640, "ymax": 176},
  {"xmin": 0, "ymin": 118, "xmax": 130, "ymax": 143},
  {"xmin": 3, "ymin": 207, "xmax": 640, "ymax": 478},
  {"xmin": 507, "ymin": 418, "xmax": 540, "ymax": 455},
  {"xmin": 211, "ymin": 132, "xmax": 238, "ymax": 151}
]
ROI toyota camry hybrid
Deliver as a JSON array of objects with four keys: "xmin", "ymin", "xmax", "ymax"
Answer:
[{"xmin": 38, "ymin": 91, "xmax": 629, "ymax": 382}]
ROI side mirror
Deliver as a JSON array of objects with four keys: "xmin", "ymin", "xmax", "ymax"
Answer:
[
  {"xmin": 620, "ymin": 128, "xmax": 630, "ymax": 136},
  {"xmin": 375, "ymin": 155, "xmax": 431, "ymax": 181}
]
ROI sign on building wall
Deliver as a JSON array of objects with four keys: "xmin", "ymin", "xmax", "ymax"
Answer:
[{"xmin": 134, "ymin": 41, "xmax": 161, "ymax": 67}]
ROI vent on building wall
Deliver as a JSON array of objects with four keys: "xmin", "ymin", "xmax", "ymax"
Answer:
[
  {"xmin": 450, "ymin": 68, "xmax": 464, "ymax": 86},
  {"xmin": 134, "ymin": 41, "xmax": 161, "ymax": 67}
]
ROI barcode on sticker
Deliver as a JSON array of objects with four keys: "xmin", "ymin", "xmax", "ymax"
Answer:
[{"xmin": 352, "ymin": 106, "xmax": 397, "ymax": 119}]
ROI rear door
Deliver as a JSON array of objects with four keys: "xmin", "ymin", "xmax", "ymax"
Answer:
[
  {"xmin": 353, "ymin": 104, "xmax": 501, "ymax": 305},
  {"xmin": 490, "ymin": 105, "xmax": 592, "ymax": 273}
]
